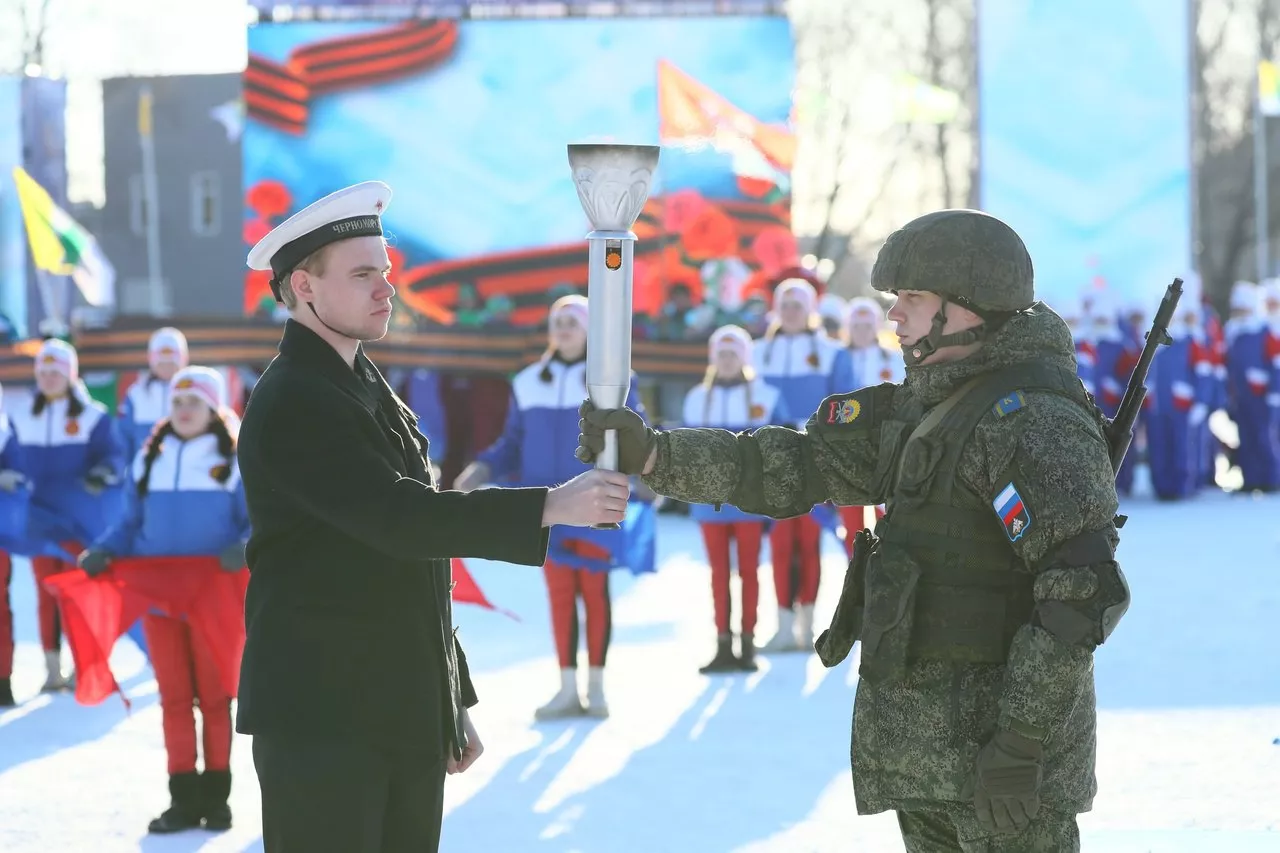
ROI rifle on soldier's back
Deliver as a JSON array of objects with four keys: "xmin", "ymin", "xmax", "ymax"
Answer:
[{"xmin": 1103, "ymin": 277, "xmax": 1184, "ymax": 475}]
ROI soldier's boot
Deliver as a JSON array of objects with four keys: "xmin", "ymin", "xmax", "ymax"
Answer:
[
  {"xmin": 698, "ymin": 633, "xmax": 740, "ymax": 674},
  {"xmin": 738, "ymin": 633, "xmax": 758, "ymax": 672},
  {"xmin": 0, "ymin": 677, "xmax": 15, "ymax": 707},
  {"xmin": 584, "ymin": 666, "xmax": 609, "ymax": 719},
  {"xmin": 760, "ymin": 607, "xmax": 801, "ymax": 654},
  {"xmin": 534, "ymin": 668, "xmax": 585, "ymax": 721},
  {"xmin": 147, "ymin": 772, "xmax": 204, "ymax": 834},
  {"xmin": 201, "ymin": 769, "xmax": 233, "ymax": 832},
  {"xmin": 794, "ymin": 604, "xmax": 816, "ymax": 651},
  {"xmin": 40, "ymin": 650, "xmax": 71, "ymax": 693}
]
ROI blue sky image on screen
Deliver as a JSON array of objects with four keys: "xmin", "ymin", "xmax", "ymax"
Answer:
[
  {"xmin": 978, "ymin": 0, "xmax": 1191, "ymax": 310},
  {"xmin": 245, "ymin": 17, "xmax": 794, "ymax": 265}
]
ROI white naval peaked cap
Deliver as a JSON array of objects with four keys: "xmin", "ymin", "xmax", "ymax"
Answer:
[{"xmin": 246, "ymin": 180, "xmax": 392, "ymax": 302}]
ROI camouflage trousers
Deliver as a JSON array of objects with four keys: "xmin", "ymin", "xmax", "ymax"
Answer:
[{"xmin": 897, "ymin": 804, "xmax": 1080, "ymax": 853}]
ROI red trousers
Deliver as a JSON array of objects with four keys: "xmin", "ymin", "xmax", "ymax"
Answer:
[
  {"xmin": 699, "ymin": 521, "xmax": 763, "ymax": 635},
  {"xmin": 31, "ymin": 546, "xmax": 80, "ymax": 653},
  {"xmin": 838, "ymin": 506, "xmax": 886, "ymax": 559},
  {"xmin": 544, "ymin": 560, "xmax": 611, "ymax": 669},
  {"xmin": 143, "ymin": 612, "xmax": 232, "ymax": 775},
  {"xmin": 0, "ymin": 552, "xmax": 12, "ymax": 679},
  {"xmin": 769, "ymin": 515, "xmax": 821, "ymax": 608}
]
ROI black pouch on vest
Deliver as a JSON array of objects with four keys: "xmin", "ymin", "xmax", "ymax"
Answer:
[
  {"xmin": 857, "ymin": 542, "xmax": 922, "ymax": 685},
  {"xmin": 815, "ymin": 527, "xmax": 877, "ymax": 668}
]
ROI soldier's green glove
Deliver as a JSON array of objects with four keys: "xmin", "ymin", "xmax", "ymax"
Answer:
[
  {"xmin": 964, "ymin": 729, "xmax": 1043, "ymax": 834},
  {"xmin": 575, "ymin": 400, "xmax": 656, "ymax": 476}
]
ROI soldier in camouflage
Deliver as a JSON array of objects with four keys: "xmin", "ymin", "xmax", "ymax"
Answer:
[{"xmin": 576, "ymin": 210, "xmax": 1131, "ymax": 853}]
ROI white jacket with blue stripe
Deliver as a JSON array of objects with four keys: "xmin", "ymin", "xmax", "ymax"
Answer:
[{"xmin": 94, "ymin": 432, "xmax": 250, "ymax": 557}]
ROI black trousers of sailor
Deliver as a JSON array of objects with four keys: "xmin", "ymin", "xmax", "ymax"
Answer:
[{"xmin": 253, "ymin": 732, "xmax": 447, "ymax": 852}]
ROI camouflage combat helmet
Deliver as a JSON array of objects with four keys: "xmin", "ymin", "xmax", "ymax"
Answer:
[{"xmin": 871, "ymin": 209, "xmax": 1034, "ymax": 365}]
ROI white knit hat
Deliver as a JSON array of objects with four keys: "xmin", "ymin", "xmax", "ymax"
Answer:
[
  {"xmin": 148, "ymin": 327, "xmax": 189, "ymax": 369},
  {"xmin": 169, "ymin": 366, "xmax": 228, "ymax": 413},
  {"xmin": 709, "ymin": 324, "xmax": 753, "ymax": 364}
]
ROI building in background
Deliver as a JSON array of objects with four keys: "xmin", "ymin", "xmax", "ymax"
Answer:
[
  {"xmin": 0, "ymin": 75, "xmax": 72, "ymax": 339},
  {"xmin": 99, "ymin": 73, "xmax": 242, "ymax": 318}
]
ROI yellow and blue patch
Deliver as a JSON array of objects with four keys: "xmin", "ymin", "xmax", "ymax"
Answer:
[{"xmin": 992, "ymin": 391, "xmax": 1026, "ymax": 418}]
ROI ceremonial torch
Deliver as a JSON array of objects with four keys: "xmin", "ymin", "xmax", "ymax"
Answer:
[{"xmin": 567, "ymin": 143, "xmax": 661, "ymax": 528}]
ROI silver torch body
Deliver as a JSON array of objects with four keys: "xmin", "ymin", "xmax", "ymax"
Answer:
[{"xmin": 567, "ymin": 143, "xmax": 660, "ymax": 528}]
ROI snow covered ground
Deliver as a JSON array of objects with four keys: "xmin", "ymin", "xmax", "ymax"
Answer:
[{"xmin": 1, "ymin": 492, "xmax": 1278, "ymax": 852}]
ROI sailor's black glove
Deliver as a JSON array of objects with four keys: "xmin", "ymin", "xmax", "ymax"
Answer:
[{"xmin": 575, "ymin": 400, "xmax": 656, "ymax": 476}]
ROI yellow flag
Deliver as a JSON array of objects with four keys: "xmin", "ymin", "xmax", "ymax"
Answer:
[
  {"xmin": 9, "ymin": 165, "xmax": 114, "ymax": 308},
  {"xmin": 1260, "ymin": 60, "xmax": 1280, "ymax": 117},
  {"xmin": 139, "ymin": 88, "xmax": 154, "ymax": 136},
  {"xmin": 11, "ymin": 166, "xmax": 76, "ymax": 275}
]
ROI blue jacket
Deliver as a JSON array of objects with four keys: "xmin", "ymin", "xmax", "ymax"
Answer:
[
  {"xmin": 94, "ymin": 432, "xmax": 250, "ymax": 557},
  {"xmin": 118, "ymin": 375, "xmax": 171, "ymax": 460},
  {"xmin": 477, "ymin": 356, "xmax": 649, "ymax": 573},
  {"xmin": 0, "ymin": 413, "xmax": 30, "ymax": 551},
  {"xmin": 0, "ymin": 413, "xmax": 18, "ymax": 472},
  {"xmin": 8, "ymin": 391, "xmax": 127, "ymax": 545},
  {"xmin": 1150, "ymin": 337, "xmax": 1201, "ymax": 416},
  {"xmin": 752, "ymin": 331, "xmax": 855, "ymax": 427},
  {"xmin": 680, "ymin": 376, "xmax": 788, "ymax": 523},
  {"xmin": 403, "ymin": 368, "xmax": 447, "ymax": 463},
  {"xmin": 1225, "ymin": 319, "xmax": 1273, "ymax": 418},
  {"xmin": 1093, "ymin": 331, "xmax": 1129, "ymax": 419},
  {"xmin": 477, "ymin": 356, "xmax": 645, "ymax": 488}
]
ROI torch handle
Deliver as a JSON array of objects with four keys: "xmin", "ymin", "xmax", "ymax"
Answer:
[
  {"xmin": 592, "ymin": 430, "xmax": 622, "ymax": 530},
  {"xmin": 597, "ymin": 430, "xmax": 619, "ymax": 471}
]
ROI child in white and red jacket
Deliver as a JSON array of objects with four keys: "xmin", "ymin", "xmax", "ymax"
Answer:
[
  {"xmin": 7, "ymin": 339, "xmax": 125, "ymax": 691},
  {"xmin": 118, "ymin": 327, "xmax": 190, "ymax": 460},
  {"xmin": 454, "ymin": 295, "xmax": 647, "ymax": 720},
  {"xmin": 837, "ymin": 298, "xmax": 901, "ymax": 555},
  {"xmin": 752, "ymin": 279, "xmax": 853, "ymax": 652},
  {"xmin": 80, "ymin": 366, "xmax": 249, "ymax": 835},
  {"xmin": 681, "ymin": 326, "xmax": 789, "ymax": 673}
]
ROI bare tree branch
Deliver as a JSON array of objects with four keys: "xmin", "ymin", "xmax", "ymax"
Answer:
[{"xmin": 30, "ymin": 0, "xmax": 54, "ymax": 67}]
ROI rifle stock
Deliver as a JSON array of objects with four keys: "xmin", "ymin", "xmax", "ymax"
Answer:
[{"xmin": 1105, "ymin": 278, "xmax": 1184, "ymax": 473}]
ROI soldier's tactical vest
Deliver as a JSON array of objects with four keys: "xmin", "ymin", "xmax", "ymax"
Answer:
[{"xmin": 857, "ymin": 361, "xmax": 1095, "ymax": 685}]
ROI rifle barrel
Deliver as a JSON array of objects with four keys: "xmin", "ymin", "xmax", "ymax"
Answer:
[{"xmin": 1106, "ymin": 277, "xmax": 1184, "ymax": 473}]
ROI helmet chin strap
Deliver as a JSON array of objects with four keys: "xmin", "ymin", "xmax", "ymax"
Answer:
[{"xmin": 901, "ymin": 297, "xmax": 988, "ymax": 368}]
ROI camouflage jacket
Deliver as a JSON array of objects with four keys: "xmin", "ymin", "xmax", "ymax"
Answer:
[{"xmin": 645, "ymin": 304, "xmax": 1120, "ymax": 816}]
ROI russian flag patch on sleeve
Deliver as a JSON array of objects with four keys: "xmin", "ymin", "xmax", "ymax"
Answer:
[{"xmin": 992, "ymin": 481, "xmax": 1031, "ymax": 542}]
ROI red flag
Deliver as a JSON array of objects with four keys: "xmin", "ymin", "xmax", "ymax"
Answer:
[
  {"xmin": 42, "ymin": 557, "xmax": 248, "ymax": 707},
  {"xmin": 451, "ymin": 558, "xmax": 518, "ymax": 621}
]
